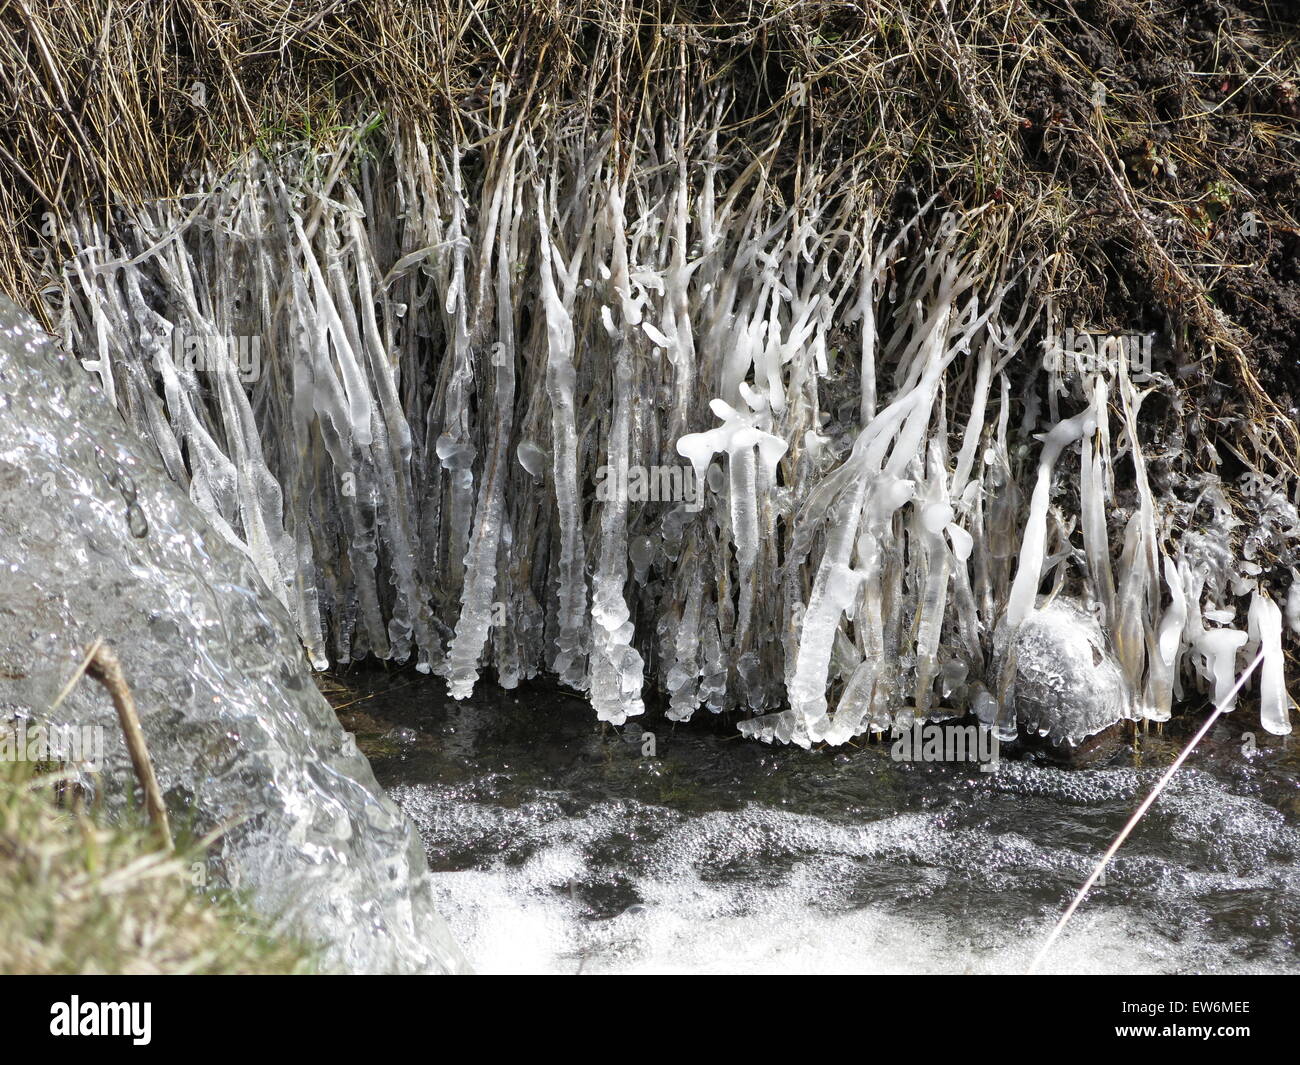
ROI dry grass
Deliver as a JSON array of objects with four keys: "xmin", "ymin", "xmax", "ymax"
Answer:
[
  {"xmin": 0, "ymin": 760, "xmax": 317, "ymax": 974},
  {"xmin": 1, "ymin": 1, "xmax": 1297, "ymax": 465}
]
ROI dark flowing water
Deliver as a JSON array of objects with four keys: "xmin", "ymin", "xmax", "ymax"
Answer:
[{"xmin": 329, "ymin": 674, "xmax": 1300, "ymax": 974}]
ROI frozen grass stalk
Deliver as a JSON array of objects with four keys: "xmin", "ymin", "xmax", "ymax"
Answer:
[{"xmin": 43, "ymin": 96, "xmax": 1297, "ymax": 746}]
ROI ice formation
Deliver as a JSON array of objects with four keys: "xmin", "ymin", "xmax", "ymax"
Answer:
[
  {"xmin": 1002, "ymin": 597, "xmax": 1132, "ymax": 747},
  {"xmin": 38, "ymin": 98, "xmax": 1297, "ymax": 747},
  {"xmin": 0, "ymin": 297, "xmax": 467, "ymax": 973}
]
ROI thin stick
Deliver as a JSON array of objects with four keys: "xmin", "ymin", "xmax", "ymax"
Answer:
[
  {"xmin": 84, "ymin": 643, "xmax": 174, "ymax": 853},
  {"xmin": 1026, "ymin": 649, "xmax": 1266, "ymax": 973},
  {"xmin": 48, "ymin": 637, "xmax": 103, "ymax": 713}
]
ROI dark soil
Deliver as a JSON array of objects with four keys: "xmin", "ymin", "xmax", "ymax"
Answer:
[{"xmin": 989, "ymin": 3, "xmax": 1297, "ymax": 414}]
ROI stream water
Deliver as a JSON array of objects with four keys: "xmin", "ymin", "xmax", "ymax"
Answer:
[{"xmin": 330, "ymin": 674, "xmax": 1300, "ymax": 975}]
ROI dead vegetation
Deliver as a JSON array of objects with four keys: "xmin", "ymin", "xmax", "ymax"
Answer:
[
  {"xmin": 0, "ymin": 1, "xmax": 1296, "ymax": 446},
  {"xmin": 0, "ymin": 760, "xmax": 316, "ymax": 974},
  {"xmin": 0, "ymin": 0, "xmax": 1296, "ymax": 690}
]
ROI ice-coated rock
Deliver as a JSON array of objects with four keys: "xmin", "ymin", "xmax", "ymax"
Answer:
[
  {"xmin": 1005, "ymin": 597, "xmax": 1131, "ymax": 749},
  {"xmin": 0, "ymin": 298, "xmax": 467, "ymax": 974}
]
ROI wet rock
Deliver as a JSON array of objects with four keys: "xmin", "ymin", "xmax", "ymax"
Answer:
[
  {"xmin": 0, "ymin": 298, "xmax": 467, "ymax": 973},
  {"xmin": 1006, "ymin": 597, "xmax": 1131, "ymax": 762}
]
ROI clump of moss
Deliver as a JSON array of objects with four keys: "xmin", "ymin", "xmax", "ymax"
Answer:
[{"xmin": 0, "ymin": 761, "xmax": 319, "ymax": 975}]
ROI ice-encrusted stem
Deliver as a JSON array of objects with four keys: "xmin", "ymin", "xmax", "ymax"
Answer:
[
  {"xmin": 1079, "ymin": 377, "xmax": 1116, "ymax": 626},
  {"xmin": 445, "ymin": 140, "xmax": 521, "ymax": 698},
  {"xmin": 536, "ymin": 190, "xmax": 589, "ymax": 687},
  {"xmin": 438, "ymin": 146, "xmax": 477, "ymax": 600},
  {"xmin": 1196, "ymin": 627, "xmax": 1249, "ymax": 711},
  {"xmin": 1248, "ymin": 591, "xmax": 1294, "ymax": 735},
  {"xmin": 913, "ymin": 448, "xmax": 954, "ymax": 714},
  {"xmin": 1144, "ymin": 556, "xmax": 1188, "ymax": 722},
  {"xmin": 44, "ymin": 107, "xmax": 1297, "ymax": 746},
  {"xmin": 586, "ymin": 177, "xmax": 647, "ymax": 722},
  {"xmin": 1005, "ymin": 407, "xmax": 1096, "ymax": 631}
]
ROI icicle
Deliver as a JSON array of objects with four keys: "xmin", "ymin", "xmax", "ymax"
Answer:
[
  {"xmin": 913, "ymin": 448, "xmax": 953, "ymax": 713},
  {"xmin": 42, "ymin": 108, "xmax": 1296, "ymax": 746},
  {"xmin": 445, "ymin": 142, "xmax": 521, "ymax": 698},
  {"xmin": 1005, "ymin": 407, "xmax": 1095, "ymax": 630},
  {"xmin": 1196, "ymin": 628, "xmax": 1249, "ymax": 711},
  {"xmin": 1248, "ymin": 591, "xmax": 1294, "ymax": 735},
  {"xmin": 536, "ymin": 191, "xmax": 590, "ymax": 688},
  {"xmin": 1079, "ymin": 377, "xmax": 1115, "ymax": 625},
  {"xmin": 585, "ymin": 176, "xmax": 646, "ymax": 724}
]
